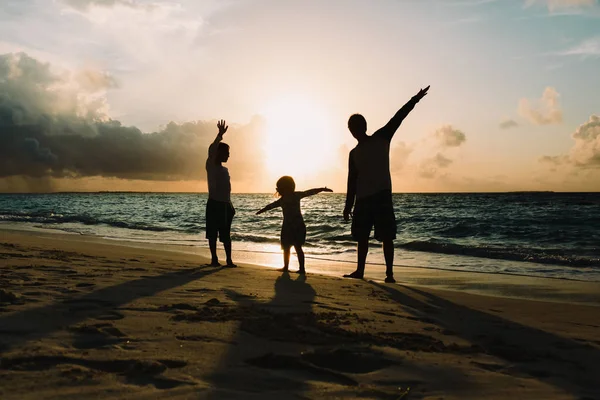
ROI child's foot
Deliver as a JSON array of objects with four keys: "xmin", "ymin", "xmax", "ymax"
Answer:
[
  {"xmin": 209, "ymin": 259, "xmax": 221, "ymax": 267},
  {"xmin": 295, "ymin": 269, "xmax": 306, "ymax": 274},
  {"xmin": 343, "ymin": 270, "xmax": 364, "ymax": 279},
  {"xmin": 224, "ymin": 260, "xmax": 237, "ymax": 268},
  {"xmin": 384, "ymin": 275, "xmax": 396, "ymax": 284},
  {"xmin": 277, "ymin": 267, "xmax": 289, "ymax": 272}
]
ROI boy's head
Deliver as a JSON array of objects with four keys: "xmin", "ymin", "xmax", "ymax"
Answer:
[
  {"xmin": 348, "ymin": 114, "xmax": 367, "ymax": 139},
  {"xmin": 216, "ymin": 142, "xmax": 230, "ymax": 163},
  {"xmin": 276, "ymin": 175, "xmax": 295, "ymax": 197}
]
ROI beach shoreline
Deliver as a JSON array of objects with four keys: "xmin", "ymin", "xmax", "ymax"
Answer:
[{"xmin": 1, "ymin": 229, "xmax": 599, "ymax": 399}]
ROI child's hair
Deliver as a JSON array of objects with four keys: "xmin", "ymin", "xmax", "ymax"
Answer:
[{"xmin": 276, "ymin": 176, "xmax": 295, "ymax": 197}]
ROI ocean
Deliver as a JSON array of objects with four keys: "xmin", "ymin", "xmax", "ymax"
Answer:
[{"xmin": 1, "ymin": 192, "xmax": 599, "ymax": 281}]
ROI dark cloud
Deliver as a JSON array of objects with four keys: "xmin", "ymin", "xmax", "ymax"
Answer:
[
  {"xmin": 0, "ymin": 52, "xmax": 267, "ymax": 190},
  {"xmin": 499, "ymin": 119, "xmax": 519, "ymax": 129}
]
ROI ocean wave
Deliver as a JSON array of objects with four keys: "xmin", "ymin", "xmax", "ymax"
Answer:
[
  {"xmin": 0, "ymin": 211, "xmax": 175, "ymax": 233},
  {"xmin": 399, "ymin": 240, "xmax": 600, "ymax": 268}
]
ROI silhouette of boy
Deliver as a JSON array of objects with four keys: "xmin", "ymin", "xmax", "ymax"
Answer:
[
  {"xmin": 205, "ymin": 119, "xmax": 236, "ymax": 267},
  {"xmin": 343, "ymin": 86, "xmax": 430, "ymax": 283}
]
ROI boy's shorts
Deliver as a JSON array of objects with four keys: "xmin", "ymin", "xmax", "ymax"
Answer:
[
  {"xmin": 206, "ymin": 199, "xmax": 235, "ymax": 242},
  {"xmin": 351, "ymin": 190, "xmax": 396, "ymax": 242}
]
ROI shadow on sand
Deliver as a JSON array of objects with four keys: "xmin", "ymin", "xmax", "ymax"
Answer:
[
  {"xmin": 0, "ymin": 265, "xmax": 221, "ymax": 353},
  {"xmin": 370, "ymin": 282, "xmax": 600, "ymax": 399}
]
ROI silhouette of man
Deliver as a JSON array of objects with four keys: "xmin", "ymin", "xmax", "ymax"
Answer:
[
  {"xmin": 206, "ymin": 119, "xmax": 236, "ymax": 267},
  {"xmin": 343, "ymin": 86, "xmax": 430, "ymax": 283}
]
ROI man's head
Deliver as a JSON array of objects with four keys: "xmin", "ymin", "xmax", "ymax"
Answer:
[
  {"xmin": 348, "ymin": 114, "xmax": 367, "ymax": 140},
  {"xmin": 216, "ymin": 142, "xmax": 230, "ymax": 163}
]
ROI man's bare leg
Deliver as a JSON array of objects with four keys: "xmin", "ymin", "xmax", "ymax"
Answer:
[
  {"xmin": 209, "ymin": 238, "xmax": 220, "ymax": 266},
  {"xmin": 223, "ymin": 240, "xmax": 236, "ymax": 267},
  {"xmin": 383, "ymin": 239, "xmax": 395, "ymax": 283},
  {"xmin": 344, "ymin": 238, "xmax": 368, "ymax": 279}
]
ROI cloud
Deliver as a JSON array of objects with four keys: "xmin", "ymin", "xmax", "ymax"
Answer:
[
  {"xmin": 499, "ymin": 119, "xmax": 519, "ymax": 129},
  {"xmin": 569, "ymin": 115, "xmax": 600, "ymax": 167},
  {"xmin": 524, "ymin": 0, "xmax": 597, "ymax": 11},
  {"xmin": 539, "ymin": 155, "xmax": 567, "ymax": 165},
  {"xmin": 558, "ymin": 37, "xmax": 600, "ymax": 57},
  {"xmin": 518, "ymin": 87, "xmax": 563, "ymax": 125},
  {"xmin": 0, "ymin": 52, "xmax": 267, "ymax": 190},
  {"xmin": 433, "ymin": 125, "xmax": 467, "ymax": 147},
  {"xmin": 540, "ymin": 115, "xmax": 600, "ymax": 169},
  {"xmin": 390, "ymin": 141, "xmax": 413, "ymax": 173},
  {"xmin": 419, "ymin": 153, "xmax": 453, "ymax": 179},
  {"xmin": 61, "ymin": 0, "xmax": 146, "ymax": 11}
]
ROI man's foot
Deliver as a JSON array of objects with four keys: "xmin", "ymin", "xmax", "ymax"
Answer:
[
  {"xmin": 209, "ymin": 259, "xmax": 221, "ymax": 267},
  {"xmin": 385, "ymin": 276, "xmax": 396, "ymax": 283},
  {"xmin": 277, "ymin": 267, "xmax": 289, "ymax": 272},
  {"xmin": 295, "ymin": 269, "xmax": 306, "ymax": 274},
  {"xmin": 343, "ymin": 271, "xmax": 364, "ymax": 279},
  {"xmin": 224, "ymin": 261, "xmax": 237, "ymax": 268}
]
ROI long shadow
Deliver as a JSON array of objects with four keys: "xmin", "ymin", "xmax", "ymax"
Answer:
[
  {"xmin": 370, "ymin": 282, "xmax": 600, "ymax": 399},
  {"xmin": 206, "ymin": 271, "xmax": 319, "ymax": 398},
  {"xmin": 0, "ymin": 266, "xmax": 221, "ymax": 353}
]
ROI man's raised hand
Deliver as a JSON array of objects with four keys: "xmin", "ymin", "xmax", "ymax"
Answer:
[
  {"xmin": 217, "ymin": 119, "xmax": 228, "ymax": 136},
  {"xmin": 414, "ymin": 85, "xmax": 430, "ymax": 102}
]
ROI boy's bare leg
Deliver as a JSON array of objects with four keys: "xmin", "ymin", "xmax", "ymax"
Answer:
[
  {"xmin": 383, "ymin": 239, "xmax": 395, "ymax": 283},
  {"xmin": 294, "ymin": 245, "xmax": 305, "ymax": 273},
  {"xmin": 208, "ymin": 238, "xmax": 220, "ymax": 266},
  {"xmin": 344, "ymin": 238, "xmax": 368, "ymax": 279},
  {"xmin": 223, "ymin": 240, "xmax": 236, "ymax": 267}
]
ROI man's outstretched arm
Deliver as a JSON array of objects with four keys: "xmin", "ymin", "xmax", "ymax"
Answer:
[
  {"xmin": 343, "ymin": 154, "xmax": 358, "ymax": 221},
  {"xmin": 208, "ymin": 119, "xmax": 228, "ymax": 160},
  {"xmin": 374, "ymin": 85, "xmax": 430, "ymax": 142}
]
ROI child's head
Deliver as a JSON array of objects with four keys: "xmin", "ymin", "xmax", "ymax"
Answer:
[{"xmin": 276, "ymin": 176, "xmax": 295, "ymax": 197}]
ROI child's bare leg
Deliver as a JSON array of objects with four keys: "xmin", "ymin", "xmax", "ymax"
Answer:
[
  {"xmin": 281, "ymin": 246, "xmax": 291, "ymax": 271},
  {"xmin": 294, "ymin": 245, "xmax": 305, "ymax": 273}
]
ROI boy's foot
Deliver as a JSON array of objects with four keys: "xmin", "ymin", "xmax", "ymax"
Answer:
[
  {"xmin": 384, "ymin": 276, "xmax": 396, "ymax": 284},
  {"xmin": 343, "ymin": 271, "xmax": 364, "ymax": 279},
  {"xmin": 224, "ymin": 261, "xmax": 238, "ymax": 268},
  {"xmin": 277, "ymin": 267, "xmax": 289, "ymax": 272},
  {"xmin": 209, "ymin": 259, "xmax": 221, "ymax": 267},
  {"xmin": 295, "ymin": 269, "xmax": 306, "ymax": 274}
]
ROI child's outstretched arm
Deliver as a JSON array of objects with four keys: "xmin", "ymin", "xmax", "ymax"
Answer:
[
  {"xmin": 207, "ymin": 119, "xmax": 228, "ymax": 160},
  {"xmin": 256, "ymin": 199, "xmax": 282, "ymax": 215},
  {"xmin": 298, "ymin": 187, "xmax": 333, "ymax": 199}
]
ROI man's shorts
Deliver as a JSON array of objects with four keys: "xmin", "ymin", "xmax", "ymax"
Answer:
[
  {"xmin": 351, "ymin": 190, "xmax": 396, "ymax": 242},
  {"xmin": 206, "ymin": 199, "xmax": 235, "ymax": 242}
]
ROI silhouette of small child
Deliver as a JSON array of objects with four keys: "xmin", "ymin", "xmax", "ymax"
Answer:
[{"xmin": 256, "ymin": 176, "xmax": 332, "ymax": 274}]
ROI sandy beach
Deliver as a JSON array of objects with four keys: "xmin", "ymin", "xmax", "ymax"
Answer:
[{"xmin": 1, "ymin": 229, "xmax": 599, "ymax": 400}]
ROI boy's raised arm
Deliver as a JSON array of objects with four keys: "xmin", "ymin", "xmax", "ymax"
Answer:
[
  {"xmin": 256, "ymin": 199, "xmax": 281, "ymax": 215},
  {"xmin": 208, "ymin": 119, "xmax": 228, "ymax": 160},
  {"xmin": 374, "ymin": 85, "xmax": 430, "ymax": 142},
  {"xmin": 299, "ymin": 187, "xmax": 333, "ymax": 199}
]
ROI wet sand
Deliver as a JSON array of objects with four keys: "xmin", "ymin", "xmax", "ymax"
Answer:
[{"xmin": 1, "ymin": 229, "xmax": 599, "ymax": 399}]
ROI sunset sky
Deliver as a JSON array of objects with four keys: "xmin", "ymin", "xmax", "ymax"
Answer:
[{"xmin": 1, "ymin": 0, "xmax": 599, "ymax": 193}]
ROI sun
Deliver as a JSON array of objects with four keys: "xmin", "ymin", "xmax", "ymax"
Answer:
[{"xmin": 261, "ymin": 95, "xmax": 335, "ymax": 183}]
